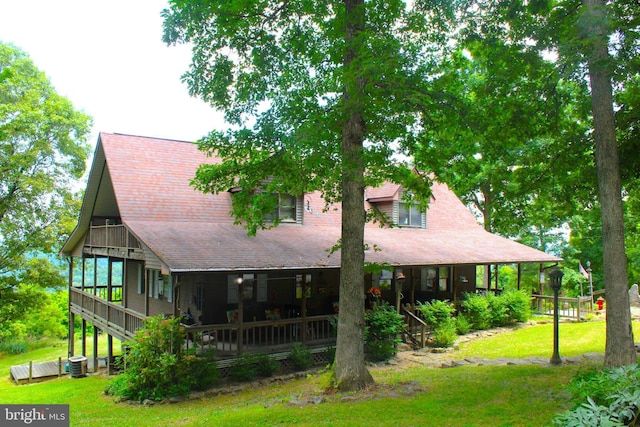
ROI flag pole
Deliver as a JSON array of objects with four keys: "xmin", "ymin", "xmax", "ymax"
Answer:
[{"xmin": 587, "ymin": 261, "xmax": 594, "ymax": 311}]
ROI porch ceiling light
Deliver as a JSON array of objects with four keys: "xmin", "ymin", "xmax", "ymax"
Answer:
[{"xmin": 236, "ymin": 276, "xmax": 244, "ymax": 285}]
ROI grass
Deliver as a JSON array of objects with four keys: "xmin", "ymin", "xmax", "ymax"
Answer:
[{"xmin": 0, "ymin": 318, "xmax": 637, "ymax": 427}]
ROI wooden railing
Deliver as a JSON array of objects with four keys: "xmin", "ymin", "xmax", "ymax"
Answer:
[
  {"xmin": 86, "ymin": 223, "xmax": 141, "ymax": 250},
  {"xmin": 531, "ymin": 294, "xmax": 594, "ymax": 320},
  {"xmin": 71, "ymin": 286, "xmax": 336, "ymax": 357},
  {"xmin": 183, "ymin": 315, "xmax": 336, "ymax": 356},
  {"xmin": 402, "ymin": 306, "xmax": 430, "ymax": 348},
  {"xmin": 69, "ymin": 287, "xmax": 145, "ymax": 341}
]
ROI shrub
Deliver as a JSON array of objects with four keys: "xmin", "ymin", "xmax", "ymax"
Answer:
[
  {"xmin": 486, "ymin": 293, "xmax": 510, "ymax": 327},
  {"xmin": 552, "ymin": 364, "xmax": 640, "ymax": 426},
  {"xmin": 0, "ymin": 340, "xmax": 28, "ymax": 354},
  {"xmin": 105, "ymin": 315, "xmax": 218, "ymax": 401},
  {"xmin": 455, "ymin": 314, "xmax": 471, "ymax": 335},
  {"xmin": 461, "ymin": 293, "xmax": 492, "ymax": 330},
  {"xmin": 325, "ymin": 346, "xmax": 336, "ymax": 365},
  {"xmin": 364, "ymin": 301, "xmax": 405, "ymax": 362},
  {"xmin": 417, "ymin": 299, "xmax": 456, "ymax": 329},
  {"xmin": 500, "ymin": 290, "xmax": 531, "ymax": 323},
  {"xmin": 289, "ymin": 343, "xmax": 313, "ymax": 371},
  {"xmin": 229, "ymin": 353, "xmax": 278, "ymax": 382},
  {"xmin": 431, "ymin": 319, "xmax": 458, "ymax": 348}
]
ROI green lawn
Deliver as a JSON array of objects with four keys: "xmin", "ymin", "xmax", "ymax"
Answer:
[{"xmin": 0, "ymin": 318, "xmax": 637, "ymax": 427}]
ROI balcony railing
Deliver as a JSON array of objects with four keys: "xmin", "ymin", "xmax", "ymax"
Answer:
[
  {"xmin": 70, "ymin": 287, "xmax": 145, "ymax": 341},
  {"xmin": 86, "ymin": 223, "xmax": 141, "ymax": 250}
]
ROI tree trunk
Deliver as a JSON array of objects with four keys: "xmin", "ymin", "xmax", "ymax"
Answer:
[
  {"xmin": 333, "ymin": 0, "xmax": 374, "ymax": 390},
  {"xmin": 582, "ymin": 0, "xmax": 637, "ymax": 367}
]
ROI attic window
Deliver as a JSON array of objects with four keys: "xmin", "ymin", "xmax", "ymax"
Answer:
[
  {"xmin": 267, "ymin": 193, "xmax": 297, "ymax": 222},
  {"xmin": 398, "ymin": 201, "xmax": 422, "ymax": 227}
]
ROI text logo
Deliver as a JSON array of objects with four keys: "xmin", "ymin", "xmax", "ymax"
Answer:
[{"xmin": 1, "ymin": 405, "xmax": 69, "ymax": 426}]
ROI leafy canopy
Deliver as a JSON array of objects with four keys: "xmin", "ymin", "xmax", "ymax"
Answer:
[{"xmin": 160, "ymin": 1, "xmax": 465, "ymax": 234}]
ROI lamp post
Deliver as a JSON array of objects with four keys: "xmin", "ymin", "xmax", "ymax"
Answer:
[{"xmin": 549, "ymin": 268, "xmax": 564, "ymax": 366}]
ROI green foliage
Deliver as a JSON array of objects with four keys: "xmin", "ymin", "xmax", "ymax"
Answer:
[
  {"xmin": 553, "ymin": 364, "xmax": 640, "ymax": 426},
  {"xmin": 364, "ymin": 301, "xmax": 405, "ymax": 362},
  {"xmin": 417, "ymin": 299, "xmax": 456, "ymax": 329},
  {"xmin": 0, "ymin": 340, "xmax": 27, "ymax": 354},
  {"xmin": 455, "ymin": 314, "xmax": 472, "ymax": 335},
  {"xmin": 289, "ymin": 343, "xmax": 313, "ymax": 371},
  {"xmin": 0, "ymin": 43, "xmax": 91, "ymax": 274},
  {"xmin": 461, "ymin": 293, "xmax": 492, "ymax": 330},
  {"xmin": 417, "ymin": 299, "xmax": 459, "ymax": 348},
  {"xmin": 106, "ymin": 316, "xmax": 218, "ymax": 401},
  {"xmin": 229, "ymin": 353, "xmax": 279, "ymax": 382},
  {"xmin": 461, "ymin": 291, "xmax": 531, "ymax": 330},
  {"xmin": 432, "ymin": 321, "xmax": 458, "ymax": 348}
]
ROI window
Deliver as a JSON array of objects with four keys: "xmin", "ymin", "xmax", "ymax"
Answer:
[
  {"xmin": 398, "ymin": 202, "xmax": 422, "ymax": 227},
  {"xmin": 147, "ymin": 269, "xmax": 160, "ymax": 299},
  {"xmin": 439, "ymin": 267, "xmax": 450, "ymax": 292},
  {"xmin": 267, "ymin": 193, "xmax": 297, "ymax": 222},
  {"xmin": 137, "ymin": 264, "xmax": 143, "ymax": 294},
  {"xmin": 277, "ymin": 194, "xmax": 297, "ymax": 222}
]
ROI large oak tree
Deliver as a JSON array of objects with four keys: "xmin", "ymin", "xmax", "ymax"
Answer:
[{"xmin": 161, "ymin": 1, "xmax": 456, "ymax": 389}]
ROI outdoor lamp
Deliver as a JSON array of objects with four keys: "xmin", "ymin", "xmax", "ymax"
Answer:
[{"xmin": 549, "ymin": 268, "xmax": 564, "ymax": 365}]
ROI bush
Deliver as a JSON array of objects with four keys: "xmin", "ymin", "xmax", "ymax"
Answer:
[
  {"xmin": 461, "ymin": 291, "xmax": 532, "ymax": 330},
  {"xmin": 461, "ymin": 293, "xmax": 492, "ymax": 330},
  {"xmin": 431, "ymin": 319, "xmax": 458, "ymax": 348},
  {"xmin": 0, "ymin": 340, "xmax": 27, "ymax": 354},
  {"xmin": 500, "ymin": 290, "xmax": 531, "ymax": 323},
  {"xmin": 105, "ymin": 315, "xmax": 218, "ymax": 401},
  {"xmin": 552, "ymin": 364, "xmax": 640, "ymax": 426},
  {"xmin": 455, "ymin": 314, "xmax": 471, "ymax": 335},
  {"xmin": 486, "ymin": 293, "xmax": 510, "ymax": 327},
  {"xmin": 229, "ymin": 353, "xmax": 279, "ymax": 382},
  {"xmin": 364, "ymin": 301, "xmax": 405, "ymax": 362},
  {"xmin": 289, "ymin": 343, "xmax": 313, "ymax": 371},
  {"xmin": 417, "ymin": 299, "xmax": 456, "ymax": 329}
]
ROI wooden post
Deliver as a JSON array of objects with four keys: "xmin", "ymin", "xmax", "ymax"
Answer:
[
  {"xmin": 28, "ymin": 361, "xmax": 32, "ymax": 383},
  {"xmin": 237, "ymin": 279, "xmax": 244, "ymax": 355},
  {"xmin": 81, "ymin": 319, "xmax": 87, "ymax": 357},
  {"xmin": 517, "ymin": 264, "xmax": 522, "ymax": 290},
  {"xmin": 301, "ymin": 274, "xmax": 308, "ymax": 343},
  {"xmin": 107, "ymin": 334, "xmax": 113, "ymax": 375},
  {"xmin": 93, "ymin": 326, "xmax": 99, "ymax": 373},
  {"xmin": 58, "ymin": 357, "xmax": 62, "ymax": 377},
  {"xmin": 69, "ymin": 312, "xmax": 75, "ymax": 358}
]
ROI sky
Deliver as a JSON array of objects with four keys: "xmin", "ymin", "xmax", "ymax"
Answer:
[{"xmin": 0, "ymin": 0, "xmax": 227, "ymax": 145}]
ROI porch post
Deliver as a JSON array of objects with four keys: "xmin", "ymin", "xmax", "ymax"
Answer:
[
  {"xmin": 301, "ymin": 274, "xmax": 308, "ymax": 343},
  {"xmin": 517, "ymin": 264, "xmax": 522, "ymax": 290},
  {"xmin": 81, "ymin": 257, "xmax": 85, "ymax": 292},
  {"xmin": 93, "ymin": 326, "xmax": 99, "ymax": 373},
  {"xmin": 494, "ymin": 264, "xmax": 499, "ymax": 291},
  {"xmin": 68, "ymin": 257, "xmax": 74, "ymax": 358},
  {"xmin": 69, "ymin": 312, "xmax": 75, "ymax": 358},
  {"xmin": 81, "ymin": 319, "xmax": 87, "ymax": 357},
  {"xmin": 237, "ymin": 278, "xmax": 244, "ymax": 355},
  {"xmin": 107, "ymin": 334, "xmax": 113, "ymax": 375},
  {"xmin": 107, "ymin": 257, "xmax": 113, "ymax": 302}
]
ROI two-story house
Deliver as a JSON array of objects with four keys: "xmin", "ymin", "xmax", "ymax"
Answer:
[{"xmin": 61, "ymin": 132, "xmax": 561, "ymax": 369}]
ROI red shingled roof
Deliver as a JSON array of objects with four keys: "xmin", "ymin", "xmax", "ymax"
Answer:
[{"xmin": 62, "ymin": 132, "xmax": 561, "ymax": 271}]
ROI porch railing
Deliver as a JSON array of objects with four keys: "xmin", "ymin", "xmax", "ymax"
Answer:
[
  {"xmin": 183, "ymin": 315, "xmax": 336, "ymax": 356},
  {"xmin": 531, "ymin": 294, "xmax": 594, "ymax": 320},
  {"xmin": 69, "ymin": 287, "xmax": 145, "ymax": 341},
  {"xmin": 401, "ymin": 305, "xmax": 430, "ymax": 348}
]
